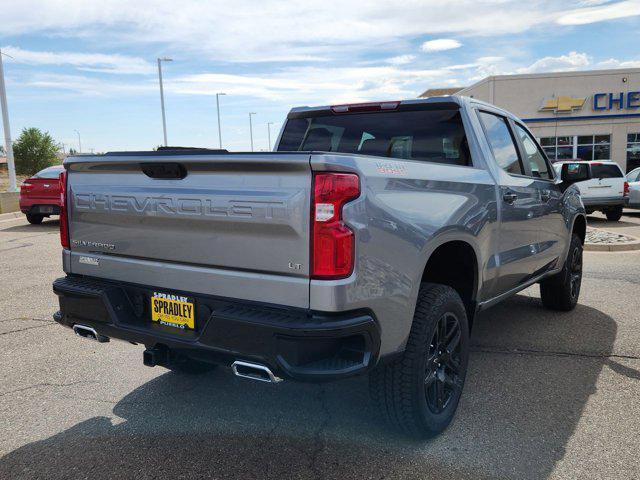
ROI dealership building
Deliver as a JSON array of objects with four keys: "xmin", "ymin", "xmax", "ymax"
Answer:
[{"xmin": 421, "ymin": 68, "xmax": 640, "ymax": 173}]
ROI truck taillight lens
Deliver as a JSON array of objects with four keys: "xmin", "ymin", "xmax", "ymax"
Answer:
[
  {"xmin": 59, "ymin": 170, "xmax": 69, "ymax": 248},
  {"xmin": 311, "ymin": 172, "xmax": 360, "ymax": 279},
  {"xmin": 624, "ymin": 181, "xmax": 630, "ymax": 197}
]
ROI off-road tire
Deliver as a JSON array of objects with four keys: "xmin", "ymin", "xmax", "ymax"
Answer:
[
  {"xmin": 369, "ymin": 283, "xmax": 469, "ymax": 438},
  {"xmin": 26, "ymin": 214, "xmax": 44, "ymax": 224},
  {"xmin": 539, "ymin": 233, "xmax": 583, "ymax": 311}
]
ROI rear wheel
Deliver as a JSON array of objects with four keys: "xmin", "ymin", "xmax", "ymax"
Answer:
[
  {"xmin": 539, "ymin": 233, "xmax": 583, "ymax": 311},
  {"xmin": 26, "ymin": 213, "xmax": 43, "ymax": 224},
  {"xmin": 369, "ymin": 283, "xmax": 469, "ymax": 438},
  {"xmin": 605, "ymin": 206, "xmax": 623, "ymax": 221}
]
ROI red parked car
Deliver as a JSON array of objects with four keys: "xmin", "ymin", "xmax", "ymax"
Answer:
[{"xmin": 19, "ymin": 165, "xmax": 64, "ymax": 224}]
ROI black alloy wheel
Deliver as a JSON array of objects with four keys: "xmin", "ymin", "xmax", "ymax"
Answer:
[{"xmin": 424, "ymin": 312, "xmax": 462, "ymax": 414}]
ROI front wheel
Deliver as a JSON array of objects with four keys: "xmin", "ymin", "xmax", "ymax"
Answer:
[
  {"xmin": 605, "ymin": 206, "xmax": 623, "ymax": 221},
  {"xmin": 369, "ymin": 283, "xmax": 469, "ymax": 438},
  {"xmin": 539, "ymin": 233, "xmax": 583, "ymax": 311}
]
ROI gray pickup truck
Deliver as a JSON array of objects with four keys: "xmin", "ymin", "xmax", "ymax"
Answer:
[{"xmin": 53, "ymin": 96, "xmax": 588, "ymax": 437}]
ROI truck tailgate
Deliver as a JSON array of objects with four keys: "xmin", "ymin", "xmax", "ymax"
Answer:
[{"xmin": 65, "ymin": 153, "xmax": 312, "ymax": 306}]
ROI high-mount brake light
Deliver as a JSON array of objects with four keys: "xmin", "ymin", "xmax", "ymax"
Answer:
[
  {"xmin": 59, "ymin": 170, "xmax": 69, "ymax": 248},
  {"xmin": 330, "ymin": 101, "xmax": 400, "ymax": 114},
  {"xmin": 311, "ymin": 172, "xmax": 360, "ymax": 279}
]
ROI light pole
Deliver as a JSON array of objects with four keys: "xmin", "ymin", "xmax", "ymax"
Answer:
[
  {"xmin": 216, "ymin": 93, "xmax": 226, "ymax": 149},
  {"xmin": 248, "ymin": 112, "xmax": 256, "ymax": 152},
  {"xmin": 0, "ymin": 48, "xmax": 17, "ymax": 192},
  {"xmin": 267, "ymin": 122, "xmax": 274, "ymax": 151},
  {"xmin": 74, "ymin": 130, "xmax": 82, "ymax": 154},
  {"xmin": 157, "ymin": 57, "xmax": 173, "ymax": 146}
]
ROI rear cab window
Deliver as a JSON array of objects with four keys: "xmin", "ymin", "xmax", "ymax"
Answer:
[
  {"xmin": 277, "ymin": 107, "xmax": 471, "ymax": 167},
  {"xmin": 590, "ymin": 163, "xmax": 623, "ymax": 179}
]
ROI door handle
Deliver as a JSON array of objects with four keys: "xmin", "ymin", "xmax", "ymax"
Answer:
[
  {"xmin": 541, "ymin": 189, "xmax": 551, "ymax": 202},
  {"xmin": 502, "ymin": 192, "xmax": 518, "ymax": 204}
]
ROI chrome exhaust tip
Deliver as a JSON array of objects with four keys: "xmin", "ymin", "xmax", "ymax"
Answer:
[
  {"xmin": 231, "ymin": 361, "xmax": 283, "ymax": 383},
  {"xmin": 72, "ymin": 324, "xmax": 109, "ymax": 343}
]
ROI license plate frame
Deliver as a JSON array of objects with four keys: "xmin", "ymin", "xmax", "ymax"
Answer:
[{"xmin": 150, "ymin": 291, "xmax": 196, "ymax": 331}]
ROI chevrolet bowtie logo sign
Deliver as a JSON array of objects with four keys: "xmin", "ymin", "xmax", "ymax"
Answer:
[{"xmin": 539, "ymin": 96, "xmax": 586, "ymax": 113}]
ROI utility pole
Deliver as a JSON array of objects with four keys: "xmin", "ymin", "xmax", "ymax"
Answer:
[
  {"xmin": 0, "ymin": 48, "xmax": 17, "ymax": 192},
  {"xmin": 74, "ymin": 130, "xmax": 82, "ymax": 153},
  {"xmin": 157, "ymin": 57, "xmax": 172, "ymax": 146},
  {"xmin": 249, "ymin": 112, "xmax": 256, "ymax": 152},
  {"xmin": 216, "ymin": 93, "xmax": 226, "ymax": 149},
  {"xmin": 267, "ymin": 122, "xmax": 274, "ymax": 151}
]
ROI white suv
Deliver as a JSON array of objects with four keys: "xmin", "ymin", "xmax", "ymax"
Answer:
[{"xmin": 553, "ymin": 160, "xmax": 629, "ymax": 221}]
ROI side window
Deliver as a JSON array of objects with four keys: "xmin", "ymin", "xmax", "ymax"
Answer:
[
  {"xmin": 514, "ymin": 124, "xmax": 552, "ymax": 180},
  {"xmin": 478, "ymin": 111, "xmax": 523, "ymax": 175}
]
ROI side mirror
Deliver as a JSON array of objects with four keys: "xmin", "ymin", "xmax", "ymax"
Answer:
[{"xmin": 561, "ymin": 162, "xmax": 590, "ymax": 185}]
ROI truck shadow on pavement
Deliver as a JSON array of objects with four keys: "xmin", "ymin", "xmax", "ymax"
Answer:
[{"xmin": 0, "ymin": 294, "xmax": 618, "ymax": 480}]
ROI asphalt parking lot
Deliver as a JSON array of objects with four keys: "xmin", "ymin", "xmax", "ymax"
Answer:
[{"xmin": 1, "ymin": 214, "xmax": 639, "ymax": 480}]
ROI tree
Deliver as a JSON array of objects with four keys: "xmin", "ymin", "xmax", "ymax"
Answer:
[{"xmin": 12, "ymin": 128, "xmax": 60, "ymax": 175}]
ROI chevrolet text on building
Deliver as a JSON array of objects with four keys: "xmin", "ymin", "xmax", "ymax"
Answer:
[
  {"xmin": 592, "ymin": 91, "xmax": 640, "ymax": 111},
  {"xmin": 422, "ymin": 68, "xmax": 640, "ymax": 173}
]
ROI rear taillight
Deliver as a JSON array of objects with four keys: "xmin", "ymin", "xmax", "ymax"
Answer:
[
  {"xmin": 59, "ymin": 170, "xmax": 69, "ymax": 248},
  {"xmin": 624, "ymin": 181, "xmax": 630, "ymax": 197},
  {"xmin": 311, "ymin": 172, "xmax": 360, "ymax": 279},
  {"xmin": 20, "ymin": 182, "xmax": 33, "ymax": 191}
]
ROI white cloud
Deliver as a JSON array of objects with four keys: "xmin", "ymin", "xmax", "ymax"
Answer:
[
  {"xmin": 596, "ymin": 58, "xmax": 640, "ymax": 68},
  {"xmin": 169, "ymin": 66, "xmax": 460, "ymax": 104},
  {"xmin": 385, "ymin": 55, "xmax": 416, "ymax": 65},
  {"xmin": 1, "ymin": 46, "xmax": 154, "ymax": 74},
  {"xmin": 421, "ymin": 39, "xmax": 462, "ymax": 52},
  {"xmin": 23, "ymin": 64, "xmax": 465, "ymax": 105},
  {"xmin": 0, "ymin": 1, "xmax": 626, "ymax": 63},
  {"xmin": 19, "ymin": 49, "xmax": 640, "ymax": 105},
  {"xmin": 516, "ymin": 51, "xmax": 590, "ymax": 73},
  {"xmin": 26, "ymin": 73, "xmax": 152, "ymax": 96},
  {"xmin": 557, "ymin": 0, "xmax": 640, "ymax": 25}
]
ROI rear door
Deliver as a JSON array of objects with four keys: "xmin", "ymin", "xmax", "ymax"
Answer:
[
  {"xmin": 477, "ymin": 110, "xmax": 543, "ymax": 295},
  {"xmin": 512, "ymin": 122, "xmax": 566, "ymax": 271}
]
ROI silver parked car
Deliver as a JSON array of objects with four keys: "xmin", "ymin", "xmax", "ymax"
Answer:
[{"xmin": 627, "ymin": 167, "xmax": 640, "ymax": 209}]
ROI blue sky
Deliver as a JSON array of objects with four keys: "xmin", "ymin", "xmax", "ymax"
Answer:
[{"xmin": 1, "ymin": 0, "xmax": 639, "ymax": 153}]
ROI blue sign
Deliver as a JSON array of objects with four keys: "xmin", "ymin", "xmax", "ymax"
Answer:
[{"xmin": 593, "ymin": 92, "xmax": 640, "ymax": 110}]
